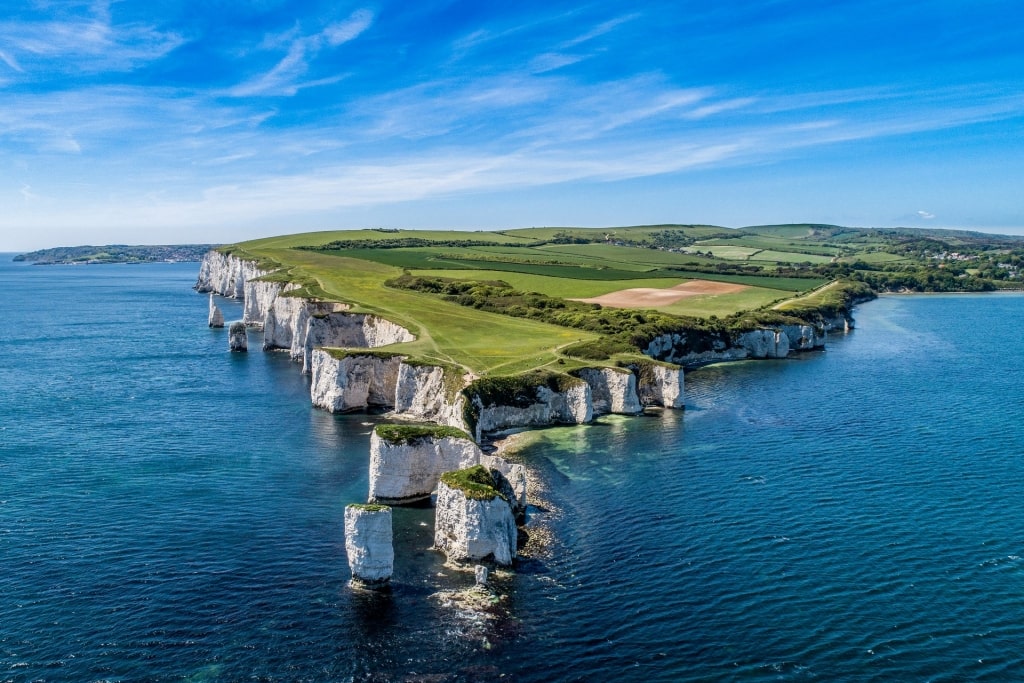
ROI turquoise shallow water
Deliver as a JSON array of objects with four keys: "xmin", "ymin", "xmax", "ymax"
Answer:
[{"xmin": 3, "ymin": 258, "xmax": 1024, "ymax": 681}]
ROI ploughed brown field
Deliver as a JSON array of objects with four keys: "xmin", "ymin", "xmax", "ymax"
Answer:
[{"xmin": 571, "ymin": 280, "xmax": 749, "ymax": 308}]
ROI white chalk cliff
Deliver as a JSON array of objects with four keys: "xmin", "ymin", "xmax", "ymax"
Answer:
[
  {"xmin": 392, "ymin": 363, "xmax": 467, "ymax": 429},
  {"xmin": 310, "ymin": 350, "xmax": 404, "ymax": 413},
  {"xmin": 575, "ymin": 367, "xmax": 642, "ymax": 415},
  {"xmin": 633, "ymin": 363, "xmax": 686, "ymax": 409},
  {"xmin": 369, "ymin": 431, "xmax": 481, "ymax": 505},
  {"xmin": 642, "ymin": 317, "xmax": 844, "ymax": 366},
  {"xmin": 479, "ymin": 453, "xmax": 528, "ymax": 519},
  {"xmin": 469, "ymin": 379, "xmax": 593, "ymax": 441},
  {"xmin": 434, "ymin": 468, "xmax": 517, "ymax": 566},
  {"xmin": 195, "ymin": 250, "xmax": 265, "ymax": 300},
  {"xmin": 196, "ymin": 251, "xmax": 415, "ymax": 374},
  {"xmin": 344, "ymin": 505, "xmax": 394, "ymax": 585},
  {"xmin": 367, "ymin": 428, "xmax": 528, "ymax": 516}
]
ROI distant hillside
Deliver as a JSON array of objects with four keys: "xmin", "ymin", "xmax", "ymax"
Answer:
[{"xmin": 14, "ymin": 244, "xmax": 218, "ymax": 264}]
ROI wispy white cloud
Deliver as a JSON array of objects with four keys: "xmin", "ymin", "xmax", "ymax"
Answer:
[
  {"xmin": 229, "ymin": 9, "xmax": 372, "ymax": 97},
  {"xmin": 0, "ymin": 49, "xmax": 24, "ymax": 72},
  {"xmin": 324, "ymin": 9, "xmax": 374, "ymax": 47},
  {"xmin": 684, "ymin": 98, "xmax": 757, "ymax": 119},
  {"xmin": 0, "ymin": 1, "xmax": 184, "ymax": 74},
  {"xmin": 559, "ymin": 13, "xmax": 640, "ymax": 49},
  {"xmin": 918, "ymin": 210, "xmax": 936, "ymax": 219},
  {"xmin": 529, "ymin": 52, "xmax": 587, "ymax": 74},
  {"xmin": 3, "ymin": 0, "xmax": 1024, "ymax": 241}
]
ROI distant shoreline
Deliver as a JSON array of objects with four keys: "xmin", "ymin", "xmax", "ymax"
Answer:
[{"xmin": 13, "ymin": 244, "xmax": 219, "ymax": 265}]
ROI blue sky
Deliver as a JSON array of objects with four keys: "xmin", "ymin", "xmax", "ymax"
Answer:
[{"xmin": 2, "ymin": 0, "xmax": 1023, "ymax": 250}]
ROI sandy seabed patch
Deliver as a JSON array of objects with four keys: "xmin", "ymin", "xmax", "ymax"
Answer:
[{"xmin": 572, "ymin": 279, "xmax": 749, "ymax": 308}]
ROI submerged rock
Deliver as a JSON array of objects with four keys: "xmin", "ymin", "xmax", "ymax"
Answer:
[
  {"xmin": 228, "ymin": 321, "xmax": 247, "ymax": 352},
  {"xmin": 435, "ymin": 465, "xmax": 517, "ymax": 566},
  {"xmin": 344, "ymin": 504, "xmax": 394, "ymax": 587},
  {"xmin": 207, "ymin": 293, "xmax": 224, "ymax": 328}
]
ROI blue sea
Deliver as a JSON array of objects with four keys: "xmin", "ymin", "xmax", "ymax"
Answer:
[{"xmin": 4, "ymin": 257, "xmax": 1024, "ymax": 682}]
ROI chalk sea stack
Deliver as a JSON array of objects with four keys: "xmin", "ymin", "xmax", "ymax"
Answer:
[
  {"xmin": 344, "ymin": 504, "xmax": 394, "ymax": 587},
  {"xmin": 228, "ymin": 321, "xmax": 247, "ymax": 352},
  {"xmin": 208, "ymin": 293, "xmax": 224, "ymax": 328},
  {"xmin": 434, "ymin": 465, "xmax": 517, "ymax": 566}
]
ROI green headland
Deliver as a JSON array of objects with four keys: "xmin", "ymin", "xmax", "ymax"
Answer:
[{"xmin": 220, "ymin": 224, "xmax": 1024, "ymax": 376}]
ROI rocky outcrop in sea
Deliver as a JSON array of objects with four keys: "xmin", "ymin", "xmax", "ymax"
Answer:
[
  {"xmin": 344, "ymin": 504, "xmax": 394, "ymax": 587},
  {"xmin": 434, "ymin": 465, "xmax": 518, "ymax": 566}
]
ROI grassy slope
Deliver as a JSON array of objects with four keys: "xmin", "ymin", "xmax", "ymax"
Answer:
[
  {"xmin": 225, "ymin": 224, "xmax": 895, "ymax": 377},
  {"xmin": 232, "ymin": 243, "xmax": 595, "ymax": 376}
]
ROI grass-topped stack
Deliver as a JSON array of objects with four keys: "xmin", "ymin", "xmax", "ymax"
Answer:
[
  {"xmin": 368, "ymin": 423, "xmax": 482, "ymax": 505},
  {"xmin": 344, "ymin": 503, "xmax": 393, "ymax": 588},
  {"xmin": 434, "ymin": 465, "xmax": 518, "ymax": 566}
]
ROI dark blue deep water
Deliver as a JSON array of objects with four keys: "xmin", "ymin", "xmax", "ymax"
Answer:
[{"xmin": 4, "ymin": 257, "xmax": 1024, "ymax": 682}]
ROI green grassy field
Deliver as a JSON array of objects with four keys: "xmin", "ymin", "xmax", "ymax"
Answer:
[
  {"xmin": 223, "ymin": 222, "xmax": 1022, "ymax": 377},
  {"xmin": 750, "ymin": 250, "xmax": 836, "ymax": 264},
  {"xmin": 662, "ymin": 287, "xmax": 794, "ymax": 317},
  {"xmin": 690, "ymin": 245, "xmax": 764, "ymax": 260},
  {"xmin": 235, "ymin": 247, "xmax": 595, "ymax": 376}
]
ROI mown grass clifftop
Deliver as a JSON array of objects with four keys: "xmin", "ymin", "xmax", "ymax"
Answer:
[{"xmin": 216, "ymin": 224, "xmax": 1018, "ymax": 379}]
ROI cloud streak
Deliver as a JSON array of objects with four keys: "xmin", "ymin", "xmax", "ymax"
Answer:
[
  {"xmin": 229, "ymin": 9, "xmax": 373, "ymax": 96},
  {"xmin": 0, "ymin": 1, "xmax": 184, "ymax": 75}
]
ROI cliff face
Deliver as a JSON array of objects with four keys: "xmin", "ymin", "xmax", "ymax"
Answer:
[
  {"xmin": 196, "ymin": 251, "xmax": 414, "ymax": 375},
  {"xmin": 434, "ymin": 473, "xmax": 517, "ymax": 566},
  {"xmin": 575, "ymin": 367, "xmax": 642, "ymax": 415},
  {"xmin": 643, "ymin": 319, "xmax": 841, "ymax": 366},
  {"xmin": 344, "ymin": 505, "xmax": 394, "ymax": 586},
  {"xmin": 469, "ymin": 379, "xmax": 593, "ymax": 441},
  {"xmin": 479, "ymin": 454, "xmax": 527, "ymax": 519},
  {"xmin": 737, "ymin": 328, "xmax": 790, "ymax": 359},
  {"xmin": 367, "ymin": 428, "xmax": 528, "ymax": 516},
  {"xmin": 369, "ymin": 432, "xmax": 481, "ymax": 505},
  {"xmin": 464, "ymin": 364, "xmax": 690, "ymax": 439},
  {"xmin": 392, "ymin": 363, "xmax": 467, "ymax": 429},
  {"xmin": 195, "ymin": 250, "xmax": 266, "ymax": 300},
  {"xmin": 310, "ymin": 350, "xmax": 403, "ymax": 413},
  {"xmin": 629, "ymin": 362, "xmax": 685, "ymax": 409},
  {"xmin": 297, "ymin": 307, "xmax": 407, "ymax": 373},
  {"xmin": 780, "ymin": 324, "xmax": 826, "ymax": 350},
  {"xmin": 244, "ymin": 279, "xmax": 287, "ymax": 328}
]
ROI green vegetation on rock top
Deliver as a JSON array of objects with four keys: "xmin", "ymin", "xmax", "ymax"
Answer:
[
  {"xmin": 439, "ymin": 465, "xmax": 505, "ymax": 501},
  {"xmin": 346, "ymin": 503, "xmax": 390, "ymax": 512},
  {"xmin": 374, "ymin": 423, "xmax": 472, "ymax": 444}
]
